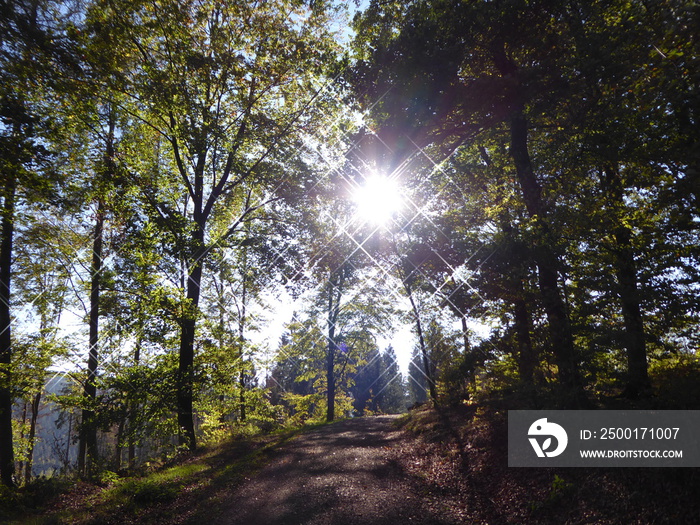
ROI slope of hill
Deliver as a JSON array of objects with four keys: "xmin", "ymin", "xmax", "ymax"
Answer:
[{"xmin": 5, "ymin": 405, "xmax": 700, "ymax": 524}]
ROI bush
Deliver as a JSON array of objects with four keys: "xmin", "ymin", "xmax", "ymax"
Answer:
[
  {"xmin": 650, "ymin": 355, "xmax": 700, "ymax": 409},
  {"xmin": 0, "ymin": 476, "xmax": 70, "ymax": 521},
  {"xmin": 119, "ymin": 479, "xmax": 179, "ymax": 505},
  {"xmin": 0, "ymin": 484, "xmax": 19, "ymax": 521}
]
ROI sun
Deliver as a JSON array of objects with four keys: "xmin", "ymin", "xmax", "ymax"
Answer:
[{"xmin": 353, "ymin": 175, "xmax": 403, "ymax": 226}]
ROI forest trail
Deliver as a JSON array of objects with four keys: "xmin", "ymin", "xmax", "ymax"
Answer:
[{"xmin": 213, "ymin": 415, "xmax": 464, "ymax": 525}]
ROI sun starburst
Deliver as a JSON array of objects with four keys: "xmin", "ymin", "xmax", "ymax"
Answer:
[{"xmin": 353, "ymin": 175, "xmax": 403, "ymax": 226}]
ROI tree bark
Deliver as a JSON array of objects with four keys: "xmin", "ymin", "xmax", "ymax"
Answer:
[
  {"xmin": 115, "ymin": 417, "xmax": 125, "ymax": 471},
  {"xmin": 326, "ymin": 342, "xmax": 336, "ymax": 422},
  {"xmin": 460, "ymin": 315, "xmax": 470, "ymax": 356},
  {"xmin": 509, "ymin": 110, "xmax": 585, "ymax": 402},
  {"xmin": 176, "ymin": 147, "xmax": 209, "ymax": 450},
  {"xmin": 178, "ymin": 255, "xmax": 201, "ymax": 450},
  {"xmin": 512, "ymin": 296, "xmax": 536, "ymax": 384},
  {"xmin": 79, "ymin": 198, "xmax": 104, "ymax": 476},
  {"xmin": 24, "ymin": 391, "xmax": 41, "ymax": 483},
  {"xmin": 460, "ymin": 315, "xmax": 478, "ymax": 391},
  {"xmin": 602, "ymin": 165, "xmax": 650, "ymax": 397},
  {"xmin": 478, "ymin": 144, "xmax": 537, "ymax": 385},
  {"xmin": 64, "ymin": 411, "xmax": 73, "ymax": 473},
  {"xmin": 614, "ymin": 222, "xmax": 650, "ymax": 397},
  {"xmin": 18, "ymin": 402, "xmax": 27, "ymax": 483},
  {"xmin": 326, "ymin": 272, "xmax": 340, "ymax": 422},
  {"xmin": 406, "ymin": 282, "xmax": 438, "ymax": 403},
  {"xmin": 0, "ymin": 173, "xmax": 16, "ymax": 487},
  {"xmin": 128, "ymin": 340, "xmax": 140, "ymax": 469},
  {"xmin": 238, "ymin": 245, "xmax": 249, "ymax": 422}
]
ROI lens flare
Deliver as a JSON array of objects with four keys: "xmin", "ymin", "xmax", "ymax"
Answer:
[{"xmin": 353, "ymin": 175, "xmax": 403, "ymax": 226}]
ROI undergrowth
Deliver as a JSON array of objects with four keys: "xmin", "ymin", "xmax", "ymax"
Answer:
[{"xmin": 396, "ymin": 403, "xmax": 700, "ymax": 524}]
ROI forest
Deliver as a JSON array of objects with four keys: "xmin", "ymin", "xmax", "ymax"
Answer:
[{"xmin": 0, "ymin": 0, "xmax": 698, "ymax": 494}]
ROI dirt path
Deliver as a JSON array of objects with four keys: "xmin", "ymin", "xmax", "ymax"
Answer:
[{"xmin": 213, "ymin": 415, "xmax": 459, "ymax": 525}]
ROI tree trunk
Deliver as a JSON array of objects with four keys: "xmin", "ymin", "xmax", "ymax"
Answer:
[
  {"xmin": 115, "ymin": 417, "xmax": 125, "ymax": 471},
  {"xmin": 501, "ymin": 234, "xmax": 536, "ymax": 386},
  {"xmin": 512, "ymin": 297, "xmax": 536, "ymax": 384},
  {"xmin": 24, "ymin": 391, "xmax": 41, "ymax": 483},
  {"xmin": 614, "ymin": 225, "xmax": 650, "ymax": 396},
  {"xmin": 239, "ymin": 368, "xmax": 246, "ymax": 421},
  {"xmin": 603, "ymin": 166, "xmax": 650, "ymax": 397},
  {"xmin": 326, "ymin": 341, "xmax": 336, "ymax": 422},
  {"xmin": 178, "ymin": 257, "xmax": 201, "ymax": 450},
  {"xmin": 127, "ymin": 438, "xmax": 135, "ymax": 470},
  {"xmin": 406, "ymin": 284, "xmax": 437, "ymax": 403},
  {"xmin": 128, "ymin": 341, "xmax": 140, "ymax": 469},
  {"xmin": 18, "ymin": 402, "xmax": 27, "ymax": 484},
  {"xmin": 79, "ymin": 198, "xmax": 104, "ymax": 476},
  {"xmin": 326, "ymin": 274, "xmax": 339, "ymax": 422},
  {"xmin": 0, "ymin": 173, "xmax": 16, "ymax": 487},
  {"xmin": 177, "ymin": 148, "xmax": 208, "ymax": 450},
  {"xmin": 238, "ymin": 248, "xmax": 248, "ymax": 422},
  {"xmin": 64, "ymin": 411, "xmax": 73, "ymax": 473},
  {"xmin": 460, "ymin": 315, "xmax": 470, "ymax": 355},
  {"xmin": 509, "ymin": 110, "xmax": 585, "ymax": 401},
  {"xmin": 460, "ymin": 315, "xmax": 477, "ymax": 389}
]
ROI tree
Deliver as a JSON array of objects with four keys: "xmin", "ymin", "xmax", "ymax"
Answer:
[
  {"xmin": 378, "ymin": 347, "xmax": 408, "ymax": 413},
  {"xmin": 353, "ymin": 0, "xmax": 700, "ymax": 404},
  {"xmin": 312, "ymin": 243, "xmax": 381, "ymax": 422},
  {"xmin": 407, "ymin": 346, "xmax": 428, "ymax": 406},
  {"xmin": 532, "ymin": 0, "xmax": 699, "ymax": 396},
  {"xmin": 77, "ymin": 112, "xmax": 114, "ymax": 477},
  {"xmin": 12, "ymin": 214, "xmax": 74, "ymax": 483},
  {"xmin": 352, "ymin": 345, "xmax": 406, "ymax": 414},
  {"xmin": 270, "ymin": 224, "xmax": 394, "ymax": 422},
  {"xmin": 354, "ymin": 0, "xmax": 587, "ymax": 402},
  {"xmin": 430, "ymin": 140, "xmax": 540, "ymax": 388},
  {"xmin": 82, "ymin": 0, "xmax": 345, "ymax": 448},
  {"xmin": 0, "ymin": 0, "xmax": 70, "ymax": 485}
]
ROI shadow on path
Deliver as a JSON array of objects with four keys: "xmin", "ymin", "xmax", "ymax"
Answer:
[{"xmin": 213, "ymin": 415, "xmax": 457, "ymax": 525}]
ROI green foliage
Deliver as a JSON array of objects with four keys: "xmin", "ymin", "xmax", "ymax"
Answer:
[
  {"xmin": 649, "ymin": 355, "xmax": 700, "ymax": 409},
  {"xmin": 352, "ymin": 346, "xmax": 408, "ymax": 414},
  {"xmin": 118, "ymin": 479, "xmax": 179, "ymax": 505},
  {"xmin": 0, "ymin": 475, "xmax": 70, "ymax": 521},
  {"xmin": 10, "ymin": 416, "xmax": 34, "ymax": 470},
  {"xmin": 99, "ymin": 359, "xmax": 181, "ymax": 451},
  {"xmin": 0, "ymin": 484, "xmax": 18, "ymax": 521},
  {"xmin": 351, "ymin": 0, "xmax": 700, "ymax": 405},
  {"xmin": 280, "ymin": 392, "xmax": 326, "ymax": 425},
  {"xmin": 268, "ymin": 264, "xmax": 403, "ymax": 422},
  {"xmin": 0, "ymin": 0, "xmax": 697, "ymax": 489},
  {"xmin": 99, "ymin": 470, "xmax": 120, "ymax": 486},
  {"xmin": 528, "ymin": 474, "xmax": 576, "ymax": 515}
]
